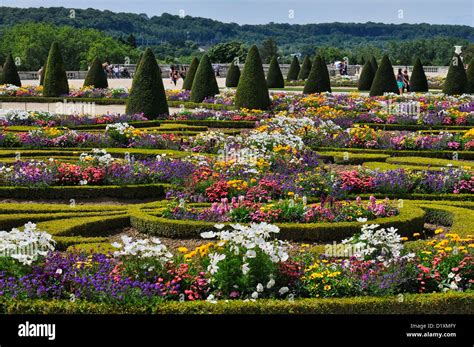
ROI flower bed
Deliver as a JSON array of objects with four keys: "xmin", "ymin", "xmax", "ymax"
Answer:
[{"xmin": 0, "ymin": 220, "xmax": 471, "ymax": 306}]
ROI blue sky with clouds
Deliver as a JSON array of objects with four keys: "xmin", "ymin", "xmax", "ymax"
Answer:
[{"xmin": 2, "ymin": 0, "xmax": 473, "ymax": 25}]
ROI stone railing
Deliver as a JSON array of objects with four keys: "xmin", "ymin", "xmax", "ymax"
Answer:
[{"xmin": 18, "ymin": 64, "xmax": 449, "ymax": 80}]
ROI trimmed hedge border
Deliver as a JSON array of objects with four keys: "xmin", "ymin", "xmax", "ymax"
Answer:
[
  {"xmin": 0, "ymin": 96, "xmax": 235, "ymax": 110},
  {"xmin": 0, "ymin": 183, "xmax": 170, "ymax": 199},
  {"xmin": 314, "ymin": 147, "xmax": 474, "ymax": 160},
  {"xmin": 130, "ymin": 201, "xmax": 425, "ymax": 241},
  {"xmin": 68, "ymin": 119, "xmax": 256, "ymax": 130},
  {"xmin": 359, "ymin": 123, "xmax": 472, "ymax": 131},
  {"xmin": 0, "ymin": 292, "xmax": 472, "ymax": 314}
]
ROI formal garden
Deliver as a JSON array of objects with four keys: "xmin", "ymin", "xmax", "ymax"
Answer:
[{"xmin": 0, "ymin": 40, "xmax": 473, "ymax": 315}]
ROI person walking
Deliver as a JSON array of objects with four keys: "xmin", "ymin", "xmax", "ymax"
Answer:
[
  {"xmin": 396, "ymin": 68, "xmax": 404, "ymax": 94},
  {"xmin": 403, "ymin": 69, "xmax": 410, "ymax": 93}
]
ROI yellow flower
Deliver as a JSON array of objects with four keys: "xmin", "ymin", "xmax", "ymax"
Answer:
[
  {"xmin": 287, "ymin": 192, "xmax": 295, "ymax": 197},
  {"xmin": 400, "ymin": 237, "xmax": 408, "ymax": 241},
  {"xmin": 323, "ymin": 285, "xmax": 331, "ymax": 291},
  {"xmin": 434, "ymin": 229, "xmax": 444, "ymax": 235},
  {"xmin": 444, "ymin": 247, "xmax": 453, "ymax": 252},
  {"xmin": 177, "ymin": 247, "xmax": 188, "ymax": 253},
  {"xmin": 413, "ymin": 233, "xmax": 420, "ymax": 237},
  {"xmin": 468, "ymin": 244, "xmax": 474, "ymax": 248}
]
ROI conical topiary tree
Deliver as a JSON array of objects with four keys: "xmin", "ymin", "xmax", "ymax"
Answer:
[
  {"xmin": 370, "ymin": 56, "xmax": 378, "ymax": 74},
  {"xmin": 303, "ymin": 55, "xmax": 331, "ymax": 94},
  {"xmin": 190, "ymin": 54, "xmax": 219, "ymax": 103},
  {"xmin": 0, "ymin": 53, "xmax": 21, "ymax": 86},
  {"xmin": 126, "ymin": 48, "xmax": 169, "ymax": 118},
  {"xmin": 266, "ymin": 56, "xmax": 284, "ymax": 88},
  {"xmin": 443, "ymin": 54, "xmax": 469, "ymax": 95},
  {"xmin": 410, "ymin": 58, "xmax": 428, "ymax": 92},
  {"xmin": 43, "ymin": 42, "xmax": 69, "ymax": 97},
  {"xmin": 357, "ymin": 60, "xmax": 375, "ymax": 91},
  {"xmin": 286, "ymin": 56, "xmax": 300, "ymax": 81},
  {"xmin": 225, "ymin": 62, "xmax": 241, "ymax": 87},
  {"xmin": 298, "ymin": 56, "xmax": 312, "ymax": 80},
  {"xmin": 369, "ymin": 55, "xmax": 399, "ymax": 96},
  {"xmin": 235, "ymin": 45, "xmax": 271, "ymax": 110},
  {"xmin": 83, "ymin": 56, "xmax": 108, "ymax": 88},
  {"xmin": 466, "ymin": 58, "xmax": 474, "ymax": 94},
  {"xmin": 182, "ymin": 57, "xmax": 199, "ymax": 90}
]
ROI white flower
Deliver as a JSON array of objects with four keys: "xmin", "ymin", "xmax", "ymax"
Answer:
[
  {"xmin": 245, "ymin": 249, "xmax": 257, "ymax": 258},
  {"xmin": 278, "ymin": 287, "xmax": 289, "ymax": 295},
  {"xmin": 256, "ymin": 283, "xmax": 264, "ymax": 292},
  {"xmin": 454, "ymin": 274, "xmax": 462, "ymax": 282},
  {"xmin": 266, "ymin": 278, "xmax": 275, "ymax": 289},
  {"xmin": 207, "ymin": 252, "xmax": 226, "ymax": 275},
  {"xmin": 112, "ymin": 235, "xmax": 172, "ymax": 263},
  {"xmin": 214, "ymin": 224, "xmax": 225, "ymax": 230},
  {"xmin": 449, "ymin": 282, "xmax": 458, "ymax": 290},
  {"xmin": 242, "ymin": 263, "xmax": 250, "ymax": 275},
  {"xmin": 200, "ymin": 231, "xmax": 216, "ymax": 239},
  {"xmin": 356, "ymin": 217, "xmax": 368, "ymax": 223},
  {"xmin": 206, "ymin": 294, "xmax": 217, "ymax": 304},
  {"xmin": 251, "ymin": 291, "xmax": 259, "ymax": 299},
  {"xmin": 448, "ymin": 272, "xmax": 455, "ymax": 279},
  {"xmin": 111, "ymin": 242, "xmax": 122, "ymax": 248},
  {"xmin": 55, "ymin": 268, "xmax": 63, "ymax": 275}
]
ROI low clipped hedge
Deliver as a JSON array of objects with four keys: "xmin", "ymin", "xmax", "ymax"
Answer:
[
  {"xmin": 130, "ymin": 201, "xmax": 425, "ymax": 241},
  {"xmin": 318, "ymin": 151, "xmax": 390, "ymax": 164},
  {"xmin": 359, "ymin": 123, "xmax": 472, "ymax": 131},
  {"xmin": 313, "ymin": 147, "xmax": 474, "ymax": 160},
  {"xmin": 0, "ymin": 292, "xmax": 472, "ymax": 314},
  {"xmin": 0, "ymin": 96, "xmax": 235, "ymax": 110},
  {"xmin": 0, "ymin": 183, "xmax": 170, "ymax": 199},
  {"xmin": 69, "ymin": 119, "xmax": 255, "ymax": 130},
  {"xmin": 386, "ymin": 156, "xmax": 473, "ymax": 168}
]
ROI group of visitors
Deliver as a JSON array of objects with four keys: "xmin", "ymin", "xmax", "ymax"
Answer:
[
  {"xmin": 336, "ymin": 60, "xmax": 348, "ymax": 75},
  {"xmin": 169, "ymin": 65, "xmax": 187, "ymax": 86},
  {"xmin": 102, "ymin": 63, "xmax": 130, "ymax": 78},
  {"xmin": 396, "ymin": 68, "xmax": 410, "ymax": 94}
]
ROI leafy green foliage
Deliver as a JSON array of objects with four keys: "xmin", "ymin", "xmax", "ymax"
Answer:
[{"xmin": 207, "ymin": 41, "xmax": 247, "ymax": 63}]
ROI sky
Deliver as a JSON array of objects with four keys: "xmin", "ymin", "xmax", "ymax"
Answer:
[{"xmin": 1, "ymin": 0, "xmax": 473, "ymax": 26}]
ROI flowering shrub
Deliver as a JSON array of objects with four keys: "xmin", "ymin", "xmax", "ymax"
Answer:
[
  {"xmin": 0, "ymin": 223, "xmax": 55, "ymax": 265},
  {"xmin": 417, "ymin": 231, "xmax": 473, "ymax": 293},
  {"xmin": 164, "ymin": 196, "xmax": 399, "ymax": 223}
]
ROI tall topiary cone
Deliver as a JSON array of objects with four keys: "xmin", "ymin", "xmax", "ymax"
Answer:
[
  {"xmin": 303, "ymin": 55, "xmax": 331, "ymax": 94},
  {"xmin": 126, "ymin": 48, "xmax": 169, "ymax": 118},
  {"xmin": 83, "ymin": 56, "xmax": 108, "ymax": 88},
  {"xmin": 357, "ymin": 60, "xmax": 375, "ymax": 91},
  {"xmin": 286, "ymin": 56, "xmax": 300, "ymax": 81},
  {"xmin": 410, "ymin": 58, "xmax": 428, "ymax": 92},
  {"xmin": 298, "ymin": 56, "xmax": 312, "ymax": 80},
  {"xmin": 266, "ymin": 56, "xmax": 284, "ymax": 88},
  {"xmin": 43, "ymin": 42, "xmax": 69, "ymax": 97},
  {"xmin": 370, "ymin": 56, "xmax": 378, "ymax": 74},
  {"xmin": 466, "ymin": 58, "xmax": 474, "ymax": 94},
  {"xmin": 443, "ymin": 54, "xmax": 468, "ymax": 95},
  {"xmin": 235, "ymin": 45, "xmax": 271, "ymax": 110},
  {"xmin": 369, "ymin": 55, "xmax": 399, "ymax": 96},
  {"xmin": 0, "ymin": 53, "xmax": 21, "ymax": 86},
  {"xmin": 190, "ymin": 54, "xmax": 219, "ymax": 103},
  {"xmin": 182, "ymin": 57, "xmax": 199, "ymax": 90},
  {"xmin": 225, "ymin": 62, "xmax": 240, "ymax": 87}
]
